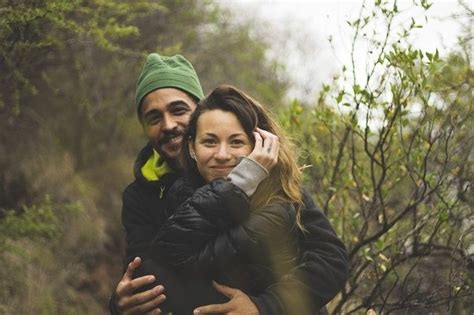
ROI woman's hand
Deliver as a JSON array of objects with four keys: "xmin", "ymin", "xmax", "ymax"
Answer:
[{"xmin": 247, "ymin": 127, "xmax": 279, "ymax": 172}]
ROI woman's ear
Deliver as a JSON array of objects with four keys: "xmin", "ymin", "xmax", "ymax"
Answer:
[{"xmin": 189, "ymin": 142, "xmax": 196, "ymax": 160}]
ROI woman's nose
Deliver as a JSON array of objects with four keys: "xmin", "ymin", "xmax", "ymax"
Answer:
[{"xmin": 214, "ymin": 145, "xmax": 231, "ymax": 160}]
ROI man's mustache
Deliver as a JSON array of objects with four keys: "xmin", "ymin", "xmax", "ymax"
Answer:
[{"xmin": 157, "ymin": 128, "xmax": 185, "ymax": 146}]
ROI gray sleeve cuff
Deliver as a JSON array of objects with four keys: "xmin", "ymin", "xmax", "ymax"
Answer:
[{"xmin": 227, "ymin": 156, "xmax": 269, "ymax": 197}]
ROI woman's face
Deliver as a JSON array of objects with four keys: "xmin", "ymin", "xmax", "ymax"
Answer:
[{"xmin": 190, "ymin": 109, "xmax": 253, "ymax": 182}]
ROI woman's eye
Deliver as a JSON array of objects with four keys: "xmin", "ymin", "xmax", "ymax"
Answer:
[
  {"xmin": 231, "ymin": 139, "xmax": 245, "ymax": 146},
  {"xmin": 202, "ymin": 138, "xmax": 217, "ymax": 146}
]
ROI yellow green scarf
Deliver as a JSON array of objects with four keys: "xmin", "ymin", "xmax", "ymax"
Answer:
[{"xmin": 141, "ymin": 149, "xmax": 171, "ymax": 181}]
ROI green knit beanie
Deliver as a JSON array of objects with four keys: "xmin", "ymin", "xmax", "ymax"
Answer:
[{"xmin": 135, "ymin": 53, "xmax": 204, "ymax": 113}]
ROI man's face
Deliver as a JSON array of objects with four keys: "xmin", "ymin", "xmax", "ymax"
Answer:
[{"xmin": 141, "ymin": 88, "xmax": 197, "ymax": 160}]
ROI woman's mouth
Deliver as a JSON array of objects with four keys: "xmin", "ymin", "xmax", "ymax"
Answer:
[{"xmin": 211, "ymin": 165, "xmax": 234, "ymax": 171}]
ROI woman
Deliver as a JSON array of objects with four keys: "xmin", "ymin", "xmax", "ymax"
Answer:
[{"xmin": 145, "ymin": 85, "xmax": 311, "ymax": 314}]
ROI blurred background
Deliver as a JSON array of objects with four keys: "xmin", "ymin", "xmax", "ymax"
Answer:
[{"xmin": 0, "ymin": 0, "xmax": 472, "ymax": 314}]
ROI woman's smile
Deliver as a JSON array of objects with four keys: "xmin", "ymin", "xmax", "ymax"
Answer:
[{"xmin": 211, "ymin": 165, "xmax": 235, "ymax": 169}]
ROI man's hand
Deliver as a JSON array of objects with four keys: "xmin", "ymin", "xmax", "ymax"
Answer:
[
  {"xmin": 193, "ymin": 281, "xmax": 259, "ymax": 315},
  {"xmin": 115, "ymin": 257, "xmax": 166, "ymax": 315}
]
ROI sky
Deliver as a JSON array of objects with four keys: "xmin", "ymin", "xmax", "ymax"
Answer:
[{"xmin": 218, "ymin": 0, "xmax": 470, "ymax": 100}]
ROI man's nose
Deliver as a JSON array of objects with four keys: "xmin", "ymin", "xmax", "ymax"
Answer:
[
  {"xmin": 214, "ymin": 145, "xmax": 231, "ymax": 160},
  {"xmin": 162, "ymin": 114, "xmax": 178, "ymax": 130}
]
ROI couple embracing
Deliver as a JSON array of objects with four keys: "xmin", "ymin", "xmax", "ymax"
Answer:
[{"xmin": 110, "ymin": 53, "xmax": 348, "ymax": 315}]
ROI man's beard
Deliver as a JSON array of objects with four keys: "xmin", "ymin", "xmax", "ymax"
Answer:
[
  {"xmin": 156, "ymin": 127, "xmax": 186, "ymax": 174},
  {"xmin": 160, "ymin": 151, "xmax": 183, "ymax": 175}
]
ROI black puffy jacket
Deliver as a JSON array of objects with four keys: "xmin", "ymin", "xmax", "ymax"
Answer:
[
  {"xmin": 150, "ymin": 177, "xmax": 348, "ymax": 315},
  {"xmin": 152, "ymin": 178, "xmax": 299, "ymax": 295}
]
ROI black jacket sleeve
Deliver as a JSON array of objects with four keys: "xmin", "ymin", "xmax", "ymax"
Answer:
[
  {"xmin": 150, "ymin": 178, "xmax": 253, "ymax": 268},
  {"xmin": 181, "ymin": 200, "xmax": 297, "ymax": 275},
  {"xmin": 109, "ymin": 184, "xmax": 158, "ymax": 315},
  {"xmin": 122, "ymin": 184, "xmax": 159, "ymax": 265},
  {"xmin": 121, "ymin": 175, "xmax": 177, "ymax": 267},
  {"xmin": 152, "ymin": 178, "xmax": 298, "ymax": 281},
  {"xmin": 110, "ymin": 176, "xmax": 177, "ymax": 315}
]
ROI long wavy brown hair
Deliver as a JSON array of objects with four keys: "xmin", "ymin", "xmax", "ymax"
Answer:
[{"xmin": 181, "ymin": 85, "xmax": 304, "ymax": 230}]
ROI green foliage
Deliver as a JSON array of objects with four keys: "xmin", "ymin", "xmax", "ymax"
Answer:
[
  {"xmin": 0, "ymin": 196, "xmax": 88, "ymax": 315},
  {"xmin": 0, "ymin": 0, "xmax": 163, "ymax": 115},
  {"xmin": 280, "ymin": 1, "xmax": 473, "ymax": 313},
  {"xmin": 0, "ymin": 195, "xmax": 61, "ymax": 244}
]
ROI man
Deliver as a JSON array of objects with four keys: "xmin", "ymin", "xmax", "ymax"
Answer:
[{"xmin": 109, "ymin": 53, "xmax": 348, "ymax": 315}]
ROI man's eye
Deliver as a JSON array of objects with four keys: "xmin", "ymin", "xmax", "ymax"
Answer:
[
  {"xmin": 172, "ymin": 108, "xmax": 188, "ymax": 115},
  {"xmin": 146, "ymin": 116, "xmax": 161, "ymax": 125}
]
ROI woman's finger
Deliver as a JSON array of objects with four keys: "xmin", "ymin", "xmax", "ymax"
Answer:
[
  {"xmin": 262, "ymin": 136, "xmax": 273, "ymax": 153},
  {"xmin": 270, "ymin": 135, "xmax": 279, "ymax": 157},
  {"xmin": 255, "ymin": 127, "xmax": 274, "ymax": 139},
  {"xmin": 253, "ymin": 131, "xmax": 262, "ymax": 150}
]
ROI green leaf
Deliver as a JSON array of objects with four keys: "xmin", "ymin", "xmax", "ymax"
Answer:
[
  {"xmin": 336, "ymin": 90, "xmax": 345, "ymax": 103},
  {"xmin": 353, "ymin": 84, "xmax": 361, "ymax": 94}
]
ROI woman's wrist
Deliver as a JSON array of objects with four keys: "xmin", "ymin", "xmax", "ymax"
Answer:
[{"xmin": 227, "ymin": 156, "xmax": 269, "ymax": 196}]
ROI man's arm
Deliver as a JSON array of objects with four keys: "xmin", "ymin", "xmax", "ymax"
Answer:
[{"xmin": 110, "ymin": 183, "xmax": 171, "ymax": 315}]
